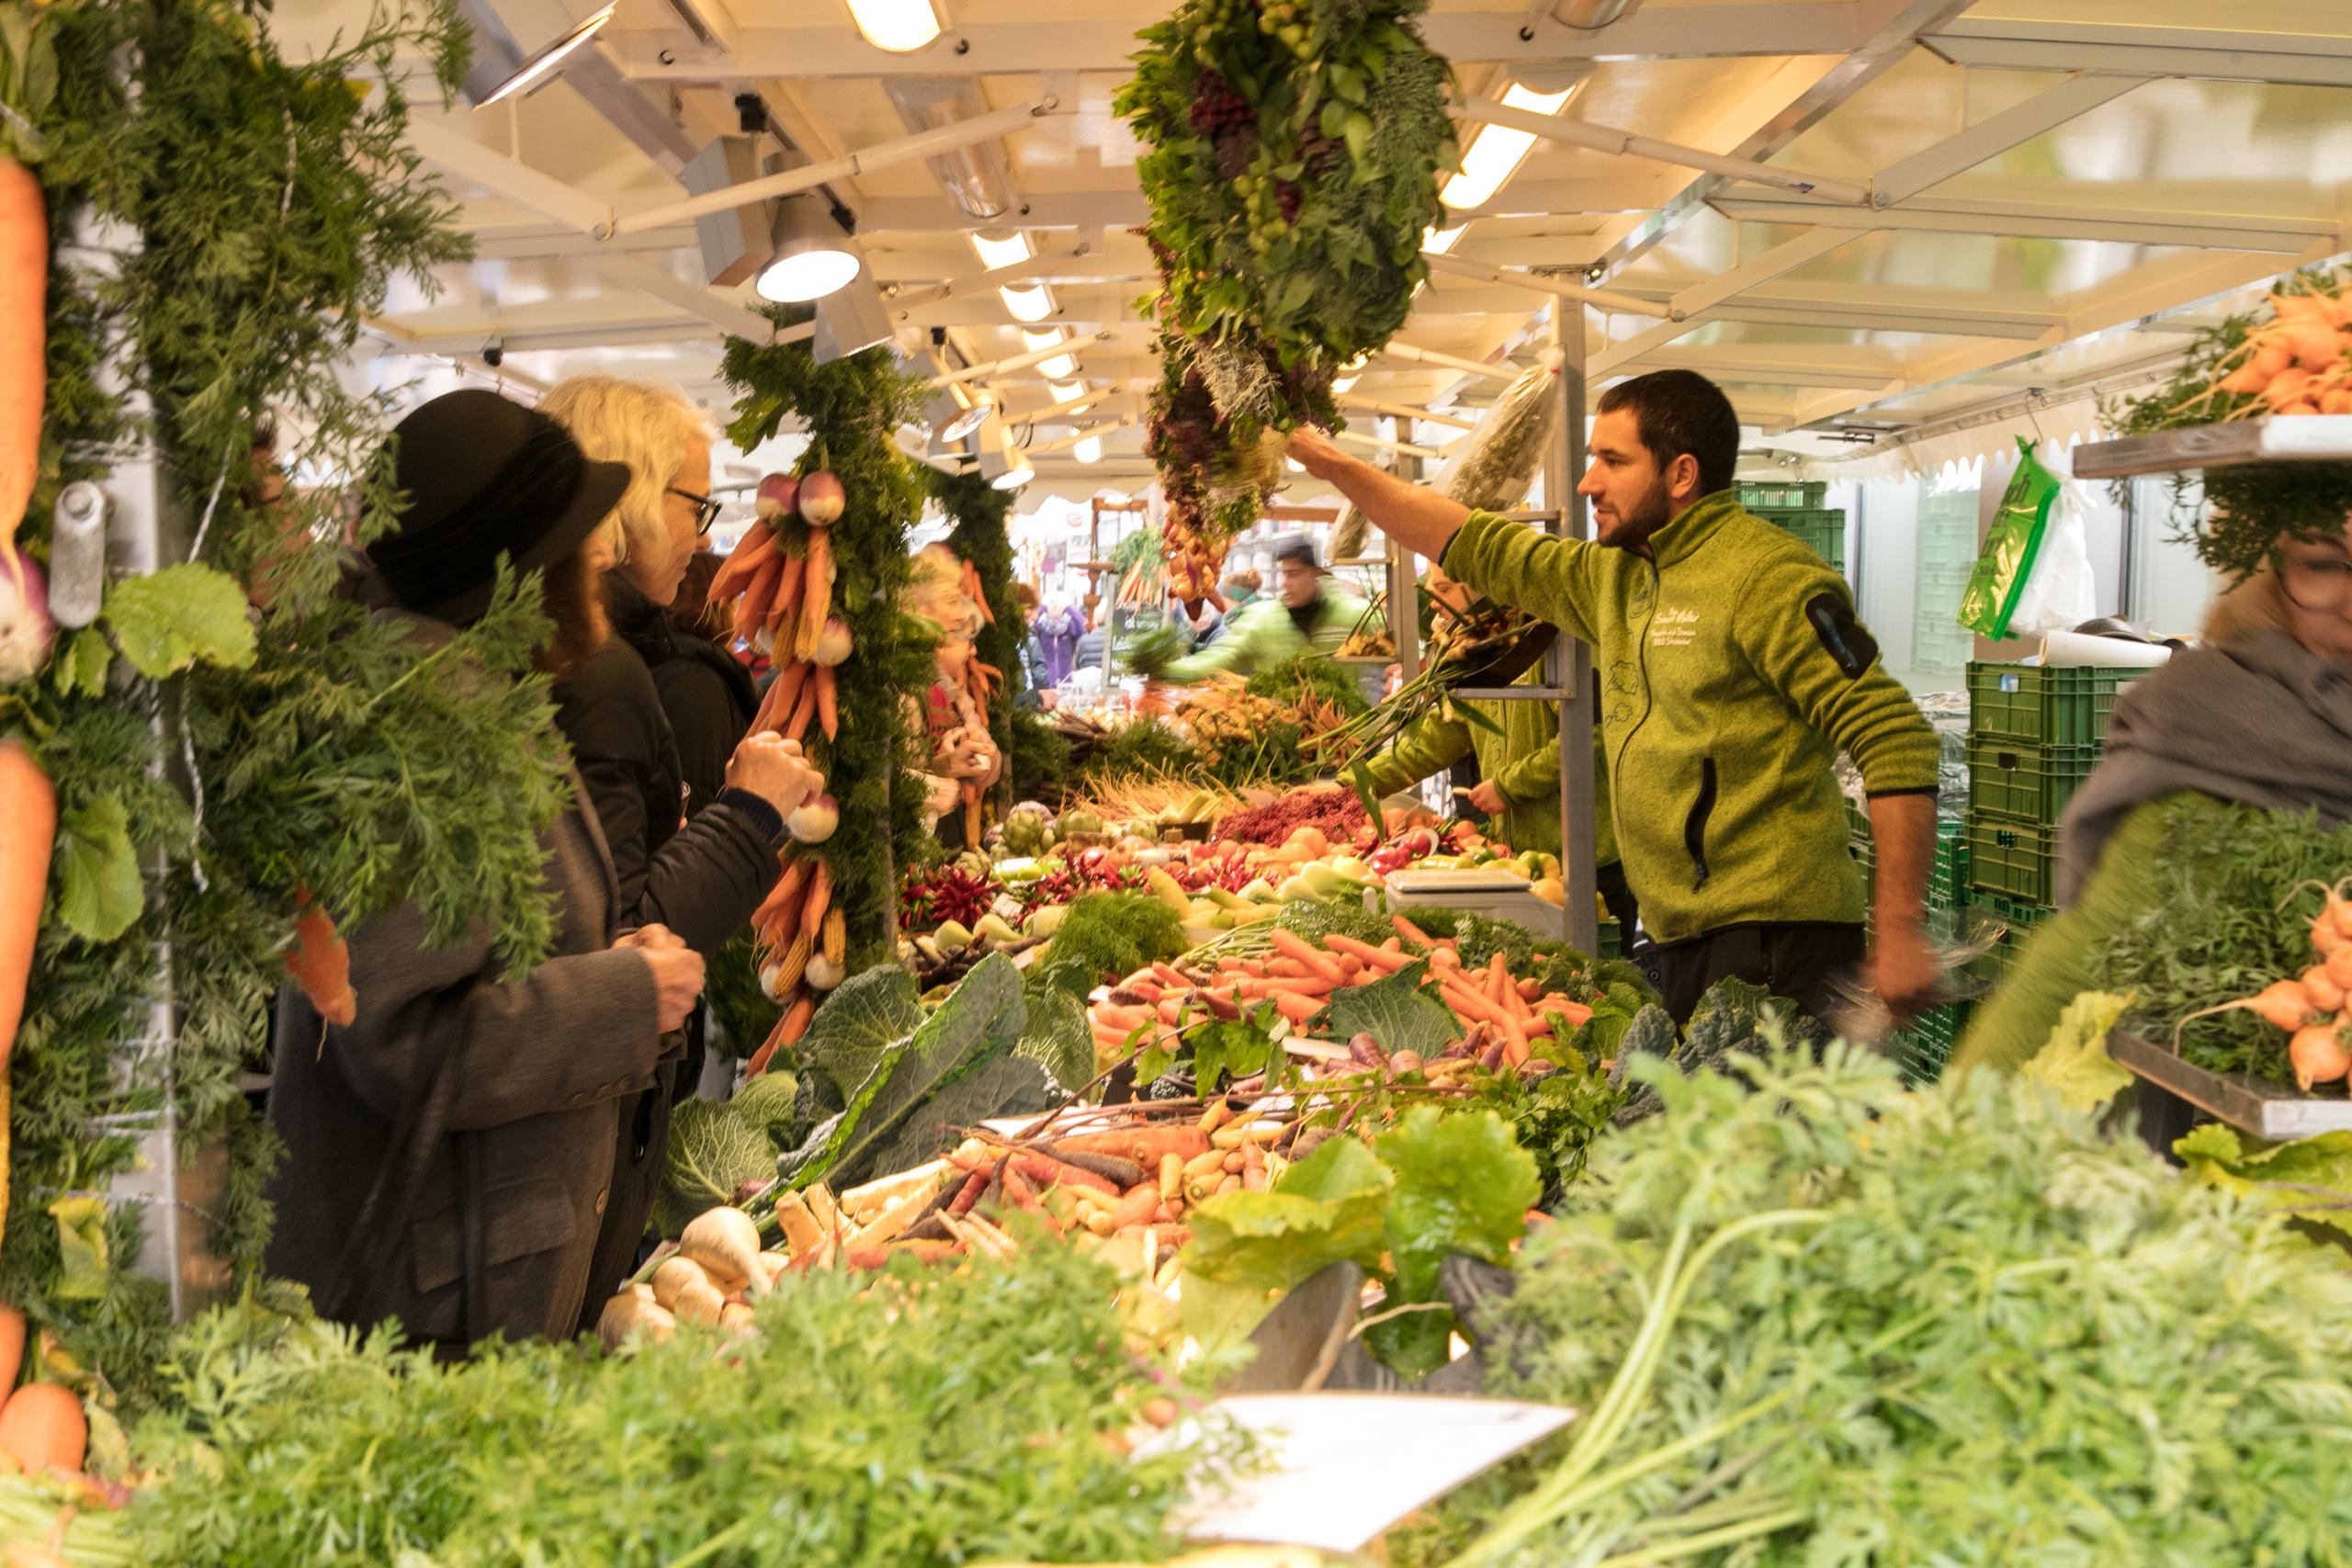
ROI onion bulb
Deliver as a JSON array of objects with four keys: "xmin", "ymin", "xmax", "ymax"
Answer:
[
  {"xmin": 759, "ymin": 961, "xmax": 786, "ymax": 1001},
  {"xmin": 805, "ymin": 953, "xmax": 844, "ymax": 990},
  {"xmin": 810, "ymin": 617, "xmax": 853, "ymax": 667},
  {"xmin": 797, "ymin": 469, "xmax": 845, "ymax": 526},
  {"xmin": 755, "ymin": 472, "xmax": 799, "ymax": 521},
  {"xmin": 787, "ymin": 792, "xmax": 840, "ymax": 844},
  {"xmin": 0, "ymin": 550, "xmax": 53, "ymax": 685}
]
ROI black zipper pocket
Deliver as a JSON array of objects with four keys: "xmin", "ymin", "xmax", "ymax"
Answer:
[{"xmin": 1684, "ymin": 756, "xmax": 1718, "ymax": 891}]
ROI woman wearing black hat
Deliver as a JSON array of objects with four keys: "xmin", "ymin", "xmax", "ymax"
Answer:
[{"xmin": 263, "ymin": 389, "xmax": 821, "ymax": 1351}]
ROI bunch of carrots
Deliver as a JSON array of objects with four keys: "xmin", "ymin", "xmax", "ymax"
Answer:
[
  {"xmin": 2183, "ymin": 876, "xmax": 2352, "ymax": 1090},
  {"xmin": 1085, "ymin": 915, "xmax": 1593, "ymax": 1066},
  {"xmin": 743, "ymin": 852, "xmax": 842, "ymax": 1077},
  {"xmin": 2188, "ymin": 289, "xmax": 2352, "ymax": 418},
  {"xmin": 709, "ymin": 468, "xmax": 849, "ymax": 746},
  {"xmin": 950, "ymin": 552, "xmax": 1006, "ymax": 847}
]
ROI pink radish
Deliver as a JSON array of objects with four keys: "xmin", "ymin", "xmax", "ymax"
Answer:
[{"xmin": 2291, "ymin": 1022, "xmax": 2352, "ymax": 1091}]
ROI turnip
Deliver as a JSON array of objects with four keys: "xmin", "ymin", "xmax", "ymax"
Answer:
[
  {"xmin": 2303, "ymin": 964, "xmax": 2347, "ymax": 1014},
  {"xmin": 805, "ymin": 953, "xmax": 844, "ymax": 990},
  {"xmin": 797, "ymin": 468, "xmax": 845, "ymax": 525},
  {"xmin": 755, "ymin": 472, "xmax": 798, "ymax": 521},
  {"xmin": 810, "ymin": 617, "xmax": 853, "ymax": 667},
  {"xmin": 0, "ymin": 549, "xmax": 51, "ymax": 684},
  {"xmin": 787, "ymin": 792, "xmax": 840, "ymax": 844},
  {"xmin": 679, "ymin": 1204, "xmax": 765, "ymax": 1293},
  {"xmin": 2173, "ymin": 977, "xmax": 2322, "ymax": 1043}
]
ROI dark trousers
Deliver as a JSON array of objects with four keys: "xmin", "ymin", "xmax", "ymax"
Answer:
[
  {"xmin": 1653, "ymin": 922, "xmax": 1866, "ymax": 1027},
  {"xmin": 1595, "ymin": 861, "xmax": 1641, "ymax": 941}
]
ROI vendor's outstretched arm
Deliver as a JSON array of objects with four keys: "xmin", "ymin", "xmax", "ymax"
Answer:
[{"xmin": 1288, "ymin": 428, "xmax": 1470, "ymax": 561}]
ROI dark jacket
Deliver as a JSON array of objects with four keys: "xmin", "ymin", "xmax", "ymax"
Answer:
[
  {"xmin": 607, "ymin": 575, "xmax": 758, "ymax": 818},
  {"xmin": 266, "ymin": 622, "xmax": 664, "ymax": 1346},
  {"xmin": 552, "ymin": 612, "xmax": 788, "ymax": 1325}
]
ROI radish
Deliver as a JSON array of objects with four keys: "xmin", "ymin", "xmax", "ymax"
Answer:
[
  {"xmin": 797, "ymin": 468, "xmax": 845, "ymax": 525},
  {"xmin": 2173, "ymin": 978, "xmax": 2322, "ymax": 1045},
  {"xmin": 2291, "ymin": 1021, "xmax": 2352, "ymax": 1091},
  {"xmin": 787, "ymin": 792, "xmax": 839, "ymax": 844},
  {"xmin": 755, "ymin": 472, "xmax": 798, "ymax": 521},
  {"xmin": 2303, "ymin": 965, "xmax": 2347, "ymax": 1014},
  {"xmin": 0, "ymin": 550, "xmax": 49, "ymax": 684}
]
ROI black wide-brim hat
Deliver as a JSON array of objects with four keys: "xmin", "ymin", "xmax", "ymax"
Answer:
[{"xmin": 366, "ymin": 388, "xmax": 631, "ymax": 625}]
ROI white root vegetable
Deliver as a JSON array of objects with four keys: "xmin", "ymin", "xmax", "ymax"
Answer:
[
  {"xmin": 598, "ymin": 1292, "xmax": 677, "ymax": 1349},
  {"xmin": 719, "ymin": 1301, "xmax": 757, "ymax": 1332},
  {"xmin": 752, "ymin": 1252, "xmax": 790, "ymax": 1291},
  {"xmin": 672, "ymin": 1278, "xmax": 728, "ymax": 1326},
  {"xmin": 651, "ymin": 1255, "xmax": 712, "ymax": 1311},
  {"xmin": 787, "ymin": 793, "xmax": 841, "ymax": 844},
  {"xmin": 775, "ymin": 1190, "xmax": 823, "ymax": 1255},
  {"xmin": 679, "ymin": 1205, "xmax": 765, "ymax": 1293}
]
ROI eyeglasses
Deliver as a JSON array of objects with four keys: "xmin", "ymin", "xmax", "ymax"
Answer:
[
  {"xmin": 2282, "ymin": 555, "xmax": 2352, "ymax": 614},
  {"xmin": 668, "ymin": 488, "xmax": 722, "ymax": 536}
]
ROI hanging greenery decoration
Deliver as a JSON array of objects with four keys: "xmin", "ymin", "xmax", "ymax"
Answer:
[
  {"xmin": 0, "ymin": 0, "xmax": 566, "ymax": 1408},
  {"xmin": 2105, "ymin": 266, "xmax": 2352, "ymax": 581},
  {"xmin": 1117, "ymin": 0, "xmax": 1457, "ymax": 596},
  {"xmin": 720, "ymin": 309, "xmax": 937, "ymax": 973}
]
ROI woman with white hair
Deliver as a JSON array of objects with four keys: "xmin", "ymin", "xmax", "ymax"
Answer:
[{"xmin": 538, "ymin": 374, "xmax": 797, "ymax": 1326}]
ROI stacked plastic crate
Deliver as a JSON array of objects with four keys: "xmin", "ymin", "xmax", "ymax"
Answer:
[
  {"xmin": 1737, "ymin": 479, "xmax": 1845, "ymax": 580},
  {"xmin": 1847, "ymin": 797, "xmax": 1973, "ymax": 1084}
]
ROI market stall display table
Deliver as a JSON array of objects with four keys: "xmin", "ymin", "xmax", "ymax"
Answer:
[{"xmin": 2106, "ymin": 1032, "xmax": 2352, "ymax": 1140}]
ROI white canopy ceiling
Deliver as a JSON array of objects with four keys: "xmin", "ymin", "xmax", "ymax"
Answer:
[{"xmin": 280, "ymin": 0, "xmax": 2352, "ymax": 507}]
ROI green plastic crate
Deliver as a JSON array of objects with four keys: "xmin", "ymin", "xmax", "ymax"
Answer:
[
  {"xmin": 1599, "ymin": 918, "xmax": 1621, "ymax": 961},
  {"xmin": 1755, "ymin": 507, "xmax": 1845, "ymax": 572},
  {"xmin": 1890, "ymin": 999, "xmax": 1973, "ymax": 1087},
  {"xmin": 1930, "ymin": 824, "xmax": 1968, "ymax": 910},
  {"xmin": 1966, "ymin": 661, "xmax": 2137, "ymax": 748},
  {"xmin": 1963, "ymin": 894, "xmax": 2052, "ymax": 986},
  {"xmin": 1965, "ymin": 737, "xmax": 2098, "ymax": 825},
  {"xmin": 1965, "ymin": 813, "xmax": 2058, "ymax": 907},
  {"xmin": 1738, "ymin": 479, "xmax": 1826, "ymax": 511}
]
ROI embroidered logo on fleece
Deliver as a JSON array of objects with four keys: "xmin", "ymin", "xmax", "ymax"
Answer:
[{"xmin": 1649, "ymin": 606, "xmax": 1700, "ymax": 649}]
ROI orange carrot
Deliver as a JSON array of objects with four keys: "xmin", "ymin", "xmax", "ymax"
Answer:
[
  {"xmin": 0, "ymin": 741, "xmax": 55, "ymax": 1069},
  {"xmin": 800, "ymin": 862, "xmax": 831, "ymax": 940},
  {"xmin": 1391, "ymin": 914, "xmax": 1432, "ymax": 947},
  {"xmin": 0, "ymin": 160, "xmax": 45, "ymax": 551},
  {"xmin": 1269, "ymin": 930, "xmax": 1346, "ymax": 985},
  {"xmin": 816, "ymin": 665, "xmax": 838, "ymax": 742},
  {"xmin": 749, "ymin": 992, "xmax": 816, "ymax": 1076},
  {"xmin": 784, "ymin": 677, "xmax": 820, "ymax": 743},
  {"xmin": 1264, "ymin": 990, "xmax": 1324, "ymax": 1025},
  {"xmin": 283, "ymin": 887, "xmax": 356, "ymax": 1028},
  {"xmin": 755, "ymin": 661, "xmax": 810, "ymax": 735},
  {"xmin": 1054, "ymin": 1126, "xmax": 1213, "ymax": 1167},
  {"xmin": 0, "ymin": 1306, "xmax": 21, "ymax": 1395},
  {"xmin": 0, "ymin": 1383, "xmax": 84, "ymax": 1477},
  {"xmin": 797, "ymin": 532, "xmax": 831, "ymax": 662},
  {"xmin": 735, "ymin": 558, "xmax": 781, "ymax": 644},
  {"xmin": 707, "ymin": 522, "xmax": 775, "ymax": 601},
  {"xmin": 1009, "ymin": 1149, "xmax": 1119, "ymax": 1197},
  {"xmin": 1324, "ymin": 934, "xmax": 1409, "ymax": 973}
]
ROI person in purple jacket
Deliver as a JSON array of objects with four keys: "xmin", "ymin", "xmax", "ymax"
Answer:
[{"xmin": 1033, "ymin": 594, "xmax": 1086, "ymax": 686}]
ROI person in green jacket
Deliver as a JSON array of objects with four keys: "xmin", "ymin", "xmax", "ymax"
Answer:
[
  {"xmin": 1353, "ymin": 565, "xmax": 1640, "ymax": 933},
  {"xmin": 1289, "ymin": 368, "xmax": 1941, "ymax": 1024},
  {"xmin": 1159, "ymin": 532, "xmax": 1377, "ymax": 683}
]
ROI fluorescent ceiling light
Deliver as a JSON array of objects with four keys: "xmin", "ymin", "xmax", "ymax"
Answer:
[
  {"xmin": 970, "ymin": 230, "xmax": 1034, "ymax": 271},
  {"xmin": 1001, "ymin": 283, "xmax": 1055, "ymax": 322},
  {"xmin": 1422, "ymin": 224, "xmax": 1466, "ymax": 255},
  {"xmin": 1048, "ymin": 380, "xmax": 1087, "ymax": 402},
  {"xmin": 844, "ymin": 0, "xmax": 943, "ymax": 52},
  {"xmin": 1072, "ymin": 435, "xmax": 1103, "ymax": 465},
  {"xmin": 1023, "ymin": 328, "xmax": 1076, "ymax": 381},
  {"xmin": 478, "ymin": 3, "xmax": 617, "ymax": 106},
  {"xmin": 757, "ymin": 195, "xmax": 861, "ymax": 302},
  {"xmin": 1442, "ymin": 82, "xmax": 1577, "ymax": 210}
]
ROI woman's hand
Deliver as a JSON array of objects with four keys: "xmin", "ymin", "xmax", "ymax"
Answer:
[{"xmin": 726, "ymin": 731, "xmax": 823, "ymax": 817}]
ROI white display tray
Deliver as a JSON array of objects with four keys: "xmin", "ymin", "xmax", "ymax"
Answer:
[{"xmin": 2072, "ymin": 415, "xmax": 2352, "ymax": 479}]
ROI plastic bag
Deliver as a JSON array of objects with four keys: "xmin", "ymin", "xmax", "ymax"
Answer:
[
  {"xmin": 1957, "ymin": 439, "xmax": 2061, "ymax": 640},
  {"xmin": 1328, "ymin": 345, "xmax": 1563, "ymax": 560},
  {"xmin": 2003, "ymin": 471, "xmax": 2098, "ymax": 637}
]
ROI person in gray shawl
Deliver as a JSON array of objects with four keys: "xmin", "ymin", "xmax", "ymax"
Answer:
[
  {"xmin": 1953, "ymin": 525, "xmax": 2352, "ymax": 1128},
  {"xmin": 264, "ymin": 391, "xmax": 820, "ymax": 1352}
]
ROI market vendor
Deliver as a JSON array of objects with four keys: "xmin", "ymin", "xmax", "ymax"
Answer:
[
  {"xmin": 1288, "ymin": 369, "xmax": 1940, "ymax": 1024},
  {"xmin": 1156, "ymin": 532, "xmax": 1378, "ymax": 683},
  {"xmin": 1354, "ymin": 564, "xmax": 1639, "ymax": 933},
  {"xmin": 908, "ymin": 544, "xmax": 1002, "ymax": 850},
  {"xmin": 1952, "ymin": 528, "xmax": 2352, "ymax": 1139}
]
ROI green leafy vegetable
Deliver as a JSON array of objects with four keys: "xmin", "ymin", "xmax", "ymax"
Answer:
[
  {"xmin": 654, "ymin": 1100, "xmax": 776, "ymax": 1238},
  {"xmin": 799, "ymin": 963, "xmax": 927, "ymax": 1103},
  {"xmin": 2176, "ymin": 1122, "xmax": 2352, "ymax": 1218},
  {"xmin": 1364, "ymin": 1108, "xmax": 1537, "ymax": 1377},
  {"xmin": 2019, "ymin": 989, "xmax": 2133, "ymax": 1112},
  {"xmin": 726, "ymin": 1070, "xmax": 801, "ymax": 1150},
  {"xmin": 1015, "ymin": 988, "xmax": 1097, "ymax": 1094},
  {"xmin": 50, "ymin": 626, "xmax": 109, "ymax": 697},
  {"xmin": 51, "ymin": 794, "xmax": 142, "ymax": 942},
  {"xmin": 1182, "ymin": 1134, "xmax": 1391, "ymax": 1348},
  {"xmin": 1319, "ymin": 957, "xmax": 1461, "ymax": 1061},
  {"xmin": 1029, "ymin": 890, "xmax": 1188, "ymax": 1001},
  {"xmin": 865, "ymin": 1055, "xmax": 1055, "ymax": 1179},
  {"xmin": 103, "ymin": 563, "xmax": 256, "ymax": 677}
]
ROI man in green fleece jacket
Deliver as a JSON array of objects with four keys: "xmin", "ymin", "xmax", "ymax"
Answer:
[
  {"xmin": 1290, "ymin": 368, "xmax": 1941, "ymax": 1023},
  {"xmin": 1161, "ymin": 532, "xmax": 1377, "ymax": 683}
]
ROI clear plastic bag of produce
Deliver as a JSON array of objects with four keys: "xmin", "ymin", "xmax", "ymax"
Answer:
[
  {"xmin": 1957, "ymin": 438, "xmax": 2061, "ymax": 640},
  {"xmin": 1329, "ymin": 345, "xmax": 1563, "ymax": 559},
  {"xmin": 1814, "ymin": 905, "xmax": 2017, "ymax": 1052}
]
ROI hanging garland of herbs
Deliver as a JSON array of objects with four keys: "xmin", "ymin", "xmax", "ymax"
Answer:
[
  {"xmin": 0, "ymin": 0, "xmax": 562, "ymax": 1407},
  {"xmin": 1116, "ymin": 0, "xmax": 1457, "ymax": 596},
  {"xmin": 720, "ymin": 310, "xmax": 936, "ymax": 973},
  {"xmin": 2105, "ymin": 265, "xmax": 2352, "ymax": 581},
  {"xmin": 929, "ymin": 468, "xmax": 1022, "ymax": 813}
]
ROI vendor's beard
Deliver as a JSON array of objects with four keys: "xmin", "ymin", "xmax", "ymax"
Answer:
[{"xmin": 1611, "ymin": 477, "xmax": 1676, "ymax": 547}]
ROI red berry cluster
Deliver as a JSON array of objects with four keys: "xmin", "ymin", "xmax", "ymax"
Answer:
[
  {"xmin": 1276, "ymin": 180, "xmax": 1303, "ymax": 225},
  {"xmin": 1187, "ymin": 70, "xmax": 1254, "ymax": 135}
]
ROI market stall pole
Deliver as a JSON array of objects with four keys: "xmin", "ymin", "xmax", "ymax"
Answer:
[
  {"xmin": 2072, "ymin": 412, "xmax": 2352, "ymax": 1136},
  {"xmin": 1450, "ymin": 304, "xmax": 1598, "ymax": 954},
  {"xmin": 63, "ymin": 203, "xmax": 230, "ymax": 1320}
]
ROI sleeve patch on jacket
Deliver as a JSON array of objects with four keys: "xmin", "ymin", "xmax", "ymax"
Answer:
[{"xmin": 1805, "ymin": 592, "xmax": 1879, "ymax": 679}]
